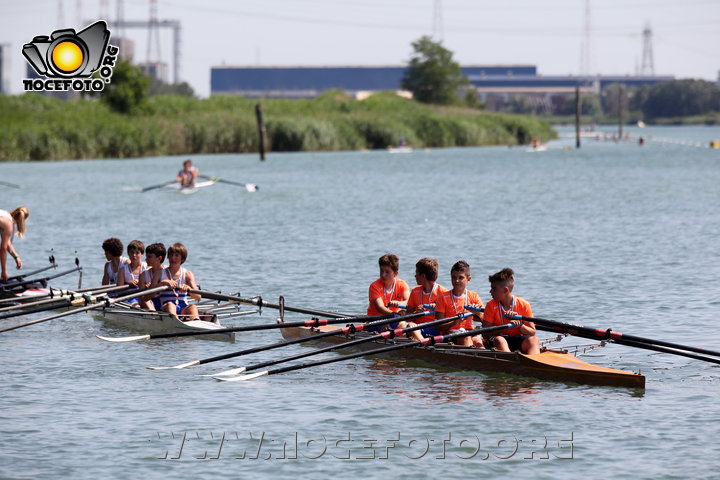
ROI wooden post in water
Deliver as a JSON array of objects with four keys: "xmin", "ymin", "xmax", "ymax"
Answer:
[
  {"xmin": 617, "ymin": 85, "xmax": 624, "ymax": 139},
  {"xmin": 255, "ymin": 103, "xmax": 267, "ymax": 161},
  {"xmin": 575, "ymin": 87, "xmax": 581, "ymax": 149}
]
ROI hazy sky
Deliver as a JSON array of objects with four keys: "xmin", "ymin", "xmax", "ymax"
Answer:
[{"xmin": 2, "ymin": 0, "xmax": 719, "ymax": 97}]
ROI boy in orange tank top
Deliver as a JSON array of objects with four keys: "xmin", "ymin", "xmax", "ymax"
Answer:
[
  {"xmin": 434, "ymin": 260, "xmax": 484, "ymax": 347},
  {"xmin": 389, "ymin": 257, "xmax": 448, "ymax": 341},
  {"xmin": 366, "ymin": 253, "xmax": 410, "ymax": 331},
  {"xmin": 482, "ymin": 268, "xmax": 540, "ymax": 354}
]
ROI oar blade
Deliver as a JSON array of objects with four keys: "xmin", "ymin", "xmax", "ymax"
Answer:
[
  {"xmin": 96, "ymin": 334, "xmax": 151, "ymax": 343},
  {"xmin": 213, "ymin": 371, "xmax": 268, "ymax": 382},
  {"xmin": 147, "ymin": 359, "xmax": 200, "ymax": 370},
  {"xmin": 246, "ymin": 183, "xmax": 258, "ymax": 192}
]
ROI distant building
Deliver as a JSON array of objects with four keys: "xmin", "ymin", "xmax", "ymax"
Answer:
[
  {"xmin": 210, "ymin": 64, "xmax": 673, "ymax": 113},
  {"xmin": 0, "ymin": 43, "xmax": 10, "ymax": 95},
  {"xmin": 469, "ymin": 74, "xmax": 673, "ymax": 111},
  {"xmin": 211, "ymin": 65, "xmax": 536, "ymax": 98},
  {"xmin": 139, "ymin": 61, "xmax": 168, "ymax": 83}
]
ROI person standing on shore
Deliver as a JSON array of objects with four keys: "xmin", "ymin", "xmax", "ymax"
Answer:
[{"xmin": 0, "ymin": 206, "xmax": 29, "ymax": 282}]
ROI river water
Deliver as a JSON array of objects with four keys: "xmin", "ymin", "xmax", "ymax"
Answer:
[{"xmin": 1, "ymin": 125, "xmax": 719, "ymax": 479}]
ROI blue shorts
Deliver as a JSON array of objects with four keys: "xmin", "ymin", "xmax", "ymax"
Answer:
[
  {"xmin": 151, "ymin": 297, "xmax": 162, "ymax": 311},
  {"xmin": 365, "ymin": 322, "xmax": 399, "ymax": 333},
  {"xmin": 420, "ymin": 326, "xmax": 441, "ymax": 337},
  {"xmin": 162, "ymin": 298, "xmax": 188, "ymax": 313}
]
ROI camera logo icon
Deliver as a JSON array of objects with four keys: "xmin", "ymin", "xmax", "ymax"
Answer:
[
  {"xmin": 23, "ymin": 21, "xmax": 110, "ymax": 78},
  {"xmin": 22, "ymin": 20, "xmax": 119, "ymax": 92}
]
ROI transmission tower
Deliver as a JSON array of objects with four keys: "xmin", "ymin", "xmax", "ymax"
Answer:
[
  {"xmin": 116, "ymin": 0, "xmax": 125, "ymax": 37},
  {"xmin": 432, "ymin": 0, "xmax": 444, "ymax": 41},
  {"xmin": 580, "ymin": 0, "xmax": 593, "ymax": 76},
  {"xmin": 147, "ymin": 0, "xmax": 162, "ymax": 64},
  {"xmin": 99, "ymin": 0, "xmax": 109, "ymax": 26},
  {"xmin": 640, "ymin": 22, "xmax": 655, "ymax": 76},
  {"xmin": 57, "ymin": 0, "xmax": 65, "ymax": 27}
]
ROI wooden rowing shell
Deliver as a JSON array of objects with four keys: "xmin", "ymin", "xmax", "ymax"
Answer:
[{"xmin": 279, "ymin": 323, "xmax": 645, "ymax": 389}]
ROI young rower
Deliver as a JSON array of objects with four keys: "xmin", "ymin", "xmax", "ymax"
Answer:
[
  {"xmin": 0, "ymin": 206, "xmax": 28, "ymax": 282},
  {"xmin": 366, "ymin": 253, "xmax": 410, "ymax": 331},
  {"xmin": 139, "ymin": 242, "xmax": 166, "ymax": 311},
  {"xmin": 116, "ymin": 240, "xmax": 148, "ymax": 307},
  {"xmin": 101, "ymin": 237, "xmax": 128, "ymax": 285},
  {"xmin": 177, "ymin": 159, "xmax": 199, "ymax": 188},
  {"xmin": 434, "ymin": 260, "xmax": 484, "ymax": 347},
  {"xmin": 158, "ymin": 242, "xmax": 203, "ymax": 322},
  {"xmin": 389, "ymin": 257, "xmax": 448, "ymax": 341},
  {"xmin": 482, "ymin": 268, "xmax": 540, "ymax": 355}
]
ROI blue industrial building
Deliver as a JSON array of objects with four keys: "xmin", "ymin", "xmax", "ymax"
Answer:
[
  {"xmin": 211, "ymin": 65, "xmax": 538, "ymax": 98},
  {"xmin": 210, "ymin": 64, "xmax": 674, "ymax": 112}
]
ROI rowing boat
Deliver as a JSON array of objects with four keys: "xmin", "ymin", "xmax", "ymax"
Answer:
[
  {"xmin": 279, "ymin": 323, "xmax": 645, "ymax": 389},
  {"xmin": 92, "ymin": 306, "xmax": 237, "ymax": 342},
  {"xmin": 166, "ymin": 180, "xmax": 216, "ymax": 195}
]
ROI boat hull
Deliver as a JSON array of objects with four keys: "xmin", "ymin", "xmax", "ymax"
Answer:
[
  {"xmin": 279, "ymin": 324, "xmax": 645, "ymax": 389},
  {"xmin": 92, "ymin": 307, "xmax": 236, "ymax": 342}
]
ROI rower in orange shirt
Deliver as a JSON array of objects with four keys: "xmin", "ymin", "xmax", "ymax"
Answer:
[
  {"xmin": 433, "ymin": 260, "xmax": 484, "ymax": 347},
  {"xmin": 366, "ymin": 253, "xmax": 410, "ymax": 331},
  {"xmin": 388, "ymin": 257, "xmax": 448, "ymax": 341},
  {"xmin": 482, "ymin": 268, "xmax": 540, "ymax": 355}
]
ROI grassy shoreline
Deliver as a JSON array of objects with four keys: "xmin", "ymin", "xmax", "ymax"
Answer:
[{"xmin": 0, "ymin": 91, "xmax": 557, "ymax": 161}]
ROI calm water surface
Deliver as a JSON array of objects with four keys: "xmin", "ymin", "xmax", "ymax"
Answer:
[{"xmin": 1, "ymin": 125, "xmax": 719, "ymax": 479}]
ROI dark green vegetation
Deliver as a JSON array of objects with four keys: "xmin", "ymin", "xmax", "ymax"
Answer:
[
  {"xmin": 0, "ymin": 91, "xmax": 555, "ymax": 161},
  {"xmin": 401, "ymin": 35, "xmax": 469, "ymax": 106},
  {"xmin": 507, "ymin": 79, "xmax": 720, "ymax": 125}
]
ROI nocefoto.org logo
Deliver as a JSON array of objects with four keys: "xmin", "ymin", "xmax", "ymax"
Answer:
[{"xmin": 22, "ymin": 20, "xmax": 119, "ymax": 92}]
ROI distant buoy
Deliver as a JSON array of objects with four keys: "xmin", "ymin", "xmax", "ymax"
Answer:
[{"xmin": 710, "ymin": 140, "xmax": 720, "ymax": 149}]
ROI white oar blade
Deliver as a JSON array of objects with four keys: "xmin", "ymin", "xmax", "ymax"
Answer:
[
  {"xmin": 213, "ymin": 371, "xmax": 268, "ymax": 382},
  {"xmin": 96, "ymin": 334, "xmax": 151, "ymax": 343},
  {"xmin": 147, "ymin": 359, "xmax": 200, "ymax": 370},
  {"xmin": 246, "ymin": 184, "xmax": 258, "ymax": 192},
  {"xmin": 199, "ymin": 366, "xmax": 246, "ymax": 377}
]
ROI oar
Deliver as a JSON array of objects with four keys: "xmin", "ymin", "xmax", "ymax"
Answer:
[
  {"xmin": 0, "ymin": 261, "xmax": 81, "ymax": 292},
  {"xmin": 147, "ymin": 310, "xmax": 433, "ymax": 370},
  {"xmin": 5, "ymin": 254, "xmax": 57, "ymax": 283},
  {"xmin": 0, "ymin": 180, "xmax": 21, "ymax": 188},
  {"xmin": 141, "ymin": 180, "xmax": 178, "ymax": 192},
  {"xmin": 0, "ymin": 286, "xmax": 167, "ymax": 334},
  {"xmin": 504, "ymin": 313, "xmax": 720, "ymax": 360},
  {"xmin": 98, "ymin": 311, "xmax": 401, "ymax": 342},
  {"xmin": 210, "ymin": 313, "xmax": 470, "ymax": 378},
  {"xmin": 0, "ymin": 284, "xmax": 130, "ymax": 318},
  {"xmin": 188, "ymin": 289, "xmax": 353, "ymax": 318},
  {"xmin": 220, "ymin": 322, "xmax": 515, "ymax": 381},
  {"xmin": 465, "ymin": 304, "xmax": 720, "ymax": 365},
  {"xmin": 0, "ymin": 283, "xmax": 128, "ymax": 307},
  {"xmin": 198, "ymin": 175, "xmax": 258, "ymax": 192}
]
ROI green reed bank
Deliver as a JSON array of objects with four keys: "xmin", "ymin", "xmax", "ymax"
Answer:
[{"xmin": 0, "ymin": 92, "xmax": 556, "ymax": 161}]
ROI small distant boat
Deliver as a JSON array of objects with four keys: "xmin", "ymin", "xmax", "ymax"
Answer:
[
  {"xmin": 166, "ymin": 179, "xmax": 217, "ymax": 195},
  {"xmin": 388, "ymin": 146, "xmax": 413, "ymax": 154},
  {"xmin": 525, "ymin": 145, "xmax": 548, "ymax": 152}
]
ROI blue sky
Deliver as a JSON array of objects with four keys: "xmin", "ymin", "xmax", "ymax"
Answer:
[{"xmin": 2, "ymin": 0, "xmax": 718, "ymax": 97}]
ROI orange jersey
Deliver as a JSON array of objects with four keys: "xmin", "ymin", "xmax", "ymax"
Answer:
[
  {"xmin": 406, "ymin": 283, "xmax": 449, "ymax": 323},
  {"xmin": 367, "ymin": 278, "xmax": 410, "ymax": 316},
  {"xmin": 434, "ymin": 290, "xmax": 483, "ymax": 330},
  {"xmin": 483, "ymin": 296, "xmax": 533, "ymax": 336}
]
